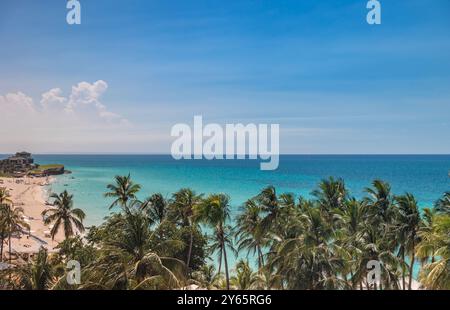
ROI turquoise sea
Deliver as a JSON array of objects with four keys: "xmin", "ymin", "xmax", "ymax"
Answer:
[
  {"xmin": 3, "ymin": 154, "xmax": 450, "ymax": 271},
  {"xmin": 27, "ymin": 154, "xmax": 450, "ymax": 226}
]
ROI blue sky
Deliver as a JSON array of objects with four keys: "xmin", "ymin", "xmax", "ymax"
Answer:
[{"xmin": 0, "ymin": 0, "xmax": 449, "ymax": 154}]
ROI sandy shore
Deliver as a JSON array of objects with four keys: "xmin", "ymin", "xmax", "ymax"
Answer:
[{"xmin": 1, "ymin": 176, "xmax": 64, "ymax": 260}]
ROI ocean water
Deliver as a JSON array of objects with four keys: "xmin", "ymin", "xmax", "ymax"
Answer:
[
  {"xmin": 4, "ymin": 154, "xmax": 450, "ymax": 272},
  {"xmin": 28, "ymin": 155, "xmax": 450, "ymax": 226}
]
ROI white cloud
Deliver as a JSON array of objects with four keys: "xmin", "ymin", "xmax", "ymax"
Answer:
[
  {"xmin": 35, "ymin": 81, "xmax": 129, "ymax": 124},
  {"xmin": 0, "ymin": 91, "xmax": 36, "ymax": 114},
  {"xmin": 40, "ymin": 88, "xmax": 67, "ymax": 109},
  {"xmin": 66, "ymin": 80, "xmax": 108, "ymax": 116},
  {"xmin": 0, "ymin": 80, "xmax": 137, "ymax": 153}
]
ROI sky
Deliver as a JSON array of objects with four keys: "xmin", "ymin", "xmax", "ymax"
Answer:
[{"xmin": 0, "ymin": 0, "xmax": 449, "ymax": 154}]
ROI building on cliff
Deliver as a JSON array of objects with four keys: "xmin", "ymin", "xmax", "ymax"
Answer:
[{"xmin": 0, "ymin": 152, "xmax": 36, "ymax": 176}]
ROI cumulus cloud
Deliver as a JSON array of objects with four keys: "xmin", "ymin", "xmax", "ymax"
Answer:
[
  {"xmin": 0, "ymin": 80, "xmax": 134, "ymax": 152},
  {"xmin": 4, "ymin": 80, "xmax": 127, "ymax": 123},
  {"xmin": 40, "ymin": 88, "xmax": 67, "ymax": 110},
  {"xmin": 66, "ymin": 80, "xmax": 108, "ymax": 115},
  {"xmin": 1, "ymin": 92, "xmax": 36, "ymax": 114}
]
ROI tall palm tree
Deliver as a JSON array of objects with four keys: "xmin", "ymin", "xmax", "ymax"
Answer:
[
  {"xmin": 235, "ymin": 199, "xmax": 267, "ymax": 269},
  {"xmin": 312, "ymin": 177, "xmax": 348, "ymax": 213},
  {"xmin": 335, "ymin": 198, "xmax": 368, "ymax": 288},
  {"xmin": 42, "ymin": 191, "xmax": 85, "ymax": 240},
  {"xmin": 2, "ymin": 205, "xmax": 29, "ymax": 264},
  {"xmin": 0, "ymin": 204, "xmax": 9, "ymax": 262},
  {"xmin": 416, "ymin": 214, "xmax": 450, "ymax": 289},
  {"xmin": 417, "ymin": 208, "xmax": 438, "ymax": 264},
  {"xmin": 168, "ymin": 188, "xmax": 203, "ymax": 271},
  {"xmin": 364, "ymin": 180, "xmax": 400, "ymax": 288},
  {"xmin": 195, "ymin": 193, "xmax": 235, "ymax": 290},
  {"xmin": 0, "ymin": 189, "xmax": 13, "ymax": 260},
  {"xmin": 255, "ymin": 186, "xmax": 281, "ymax": 235},
  {"xmin": 364, "ymin": 180, "xmax": 394, "ymax": 224},
  {"xmin": 354, "ymin": 221, "xmax": 402, "ymax": 290},
  {"xmin": 396, "ymin": 193, "xmax": 422, "ymax": 290},
  {"xmin": 104, "ymin": 174, "xmax": 141, "ymax": 210}
]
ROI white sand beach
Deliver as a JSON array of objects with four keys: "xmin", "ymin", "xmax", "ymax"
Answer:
[{"xmin": 1, "ymin": 176, "xmax": 64, "ymax": 261}]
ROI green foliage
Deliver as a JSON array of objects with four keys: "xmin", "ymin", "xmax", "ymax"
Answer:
[
  {"xmin": 55, "ymin": 236, "xmax": 96, "ymax": 266},
  {"xmin": 42, "ymin": 190, "xmax": 85, "ymax": 240},
  {"xmin": 3, "ymin": 173, "xmax": 449, "ymax": 290}
]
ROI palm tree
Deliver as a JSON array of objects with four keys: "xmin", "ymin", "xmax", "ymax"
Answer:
[
  {"xmin": 235, "ymin": 199, "xmax": 267, "ymax": 269},
  {"xmin": 435, "ymin": 191, "xmax": 450, "ymax": 214},
  {"xmin": 104, "ymin": 174, "xmax": 141, "ymax": 210},
  {"xmin": 363, "ymin": 180, "xmax": 401, "ymax": 288},
  {"xmin": 0, "ymin": 188, "xmax": 13, "ymax": 205},
  {"xmin": 195, "ymin": 193, "xmax": 235, "ymax": 290},
  {"xmin": 13, "ymin": 247, "xmax": 54, "ymax": 289},
  {"xmin": 271, "ymin": 204, "xmax": 346, "ymax": 289},
  {"xmin": 168, "ymin": 188, "xmax": 203, "ymax": 271},
  {"xmin": 396, "ymin": 193, "xmax": 422, "ymax": 290},
  {"xmin": 417, "ymin": 214, "xmax": 450, "ymax": 289},
  {"xmin": 355, "ymin": 222, "xmax": 402, "ymax": 290},
  {"xmin": 2, "ymin": 205, "xmax": 29, "ymax": 264},
  {"xmin": 364, "ymin": 180, "xmax": 395, "ymax": 224},
  {"xmin": 335, "ymin": 198, "xmax": 368, "ymax": 288},
  {"xmin": 251, "ymin": 267, "xmax": 283, "ymax": 290},
  {"xmin": 312, "ymin": 177, "xmax": 348, "ymax": 213},
  {"xmin": 0, "ymin": 204, "xmax": 9, "ymax": 262},
  {"xmin": 254, "ymin": 186, "xmax": 282, "ymax": 236},
  {"xmin": 103, "ymin": 209, "xmax": 186, "ymax": 289},
  {"xmin": 140, "ymin": 193, "xmax": 168, "ymax": 224},
  {"xmin": 0, "ymin": 188, "xmax": 13, "ymax": 260},
  {"xmin": 192, "ymin": 264, "xmax": 223, "ymax": 289},
  {"xmin": 230, "ymin": 260, "xmax": 256, "ymax": 289},
  {"xmin": 417, "ymin": 208, "xmax": 438, "ymax": 264},
  {"xmin": 0, "ymin": 189, "xmax": 13, "ymax": 261},
  {"xmin": 42, "ymin": 191, "xmax": 85, "ymax": 240}
]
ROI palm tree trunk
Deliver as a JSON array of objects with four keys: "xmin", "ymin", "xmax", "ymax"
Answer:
[
  {"xmin": 408, "ymin": 241, "xmax": 415, "ymax": 290},
  {"xmin": 8, "ymin": 233, "xmax": 11, "ymax": 264},
  {"xmin": 257, "ymin": 245, "xmax": 263, "ymax": 269},
  {"xmin": 223, "ymin": 242, "xmax": 230, "ymax": 290},
  {"xmin": 8, "ymin": 231, "xmax": 12, "ymax": 282},
  {"xmin": 0, "ymin": 236, "xmax": 4, "ymax": 262},
  {"xmin": 260, "ymin": 247, "xmax": 265, "ymax": 267},
  {"xmin": 402, "ymin": 251, "xmax": 406, "ymax": 290},
  {"xmin": 186, "ymin": 228, "xmax": 194, "ymax": 271}
]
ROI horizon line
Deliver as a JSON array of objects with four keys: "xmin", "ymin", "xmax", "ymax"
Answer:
[{"xmin": 2, "ymin": 153, "xmax": 450, "ymax": 156}]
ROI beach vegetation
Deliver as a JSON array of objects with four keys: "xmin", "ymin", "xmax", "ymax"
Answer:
[
  {"xmin": 1, "ymin": 174, "xmax": 450, "ymax": 290},
  {"xmin": 42, "ymin": 190, "xmax": 85, "ymax": 240}
]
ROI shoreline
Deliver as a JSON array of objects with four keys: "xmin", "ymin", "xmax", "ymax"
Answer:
[{"xmin": 1, "ymin": 176, "xmax": 64, "ymax": 262}]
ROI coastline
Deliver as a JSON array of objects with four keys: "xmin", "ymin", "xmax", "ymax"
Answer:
[
  {"xmin": 1, "ymin": 166, "xmax": 428, "ymax": 289},
  {"xmin": 0, "ymin": 176, "xmax": 64, "ymax": 262}
]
